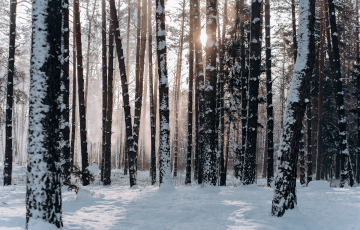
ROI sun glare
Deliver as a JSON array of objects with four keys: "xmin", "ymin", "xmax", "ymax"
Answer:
[{"xmin": 200, "ymin": 29, "xmax": 207, "ymax": 45}]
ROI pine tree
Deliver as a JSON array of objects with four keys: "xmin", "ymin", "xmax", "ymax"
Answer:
[
  {"xmin": 3, "ymin": 0, "xmax": 17, "ymax": 186},
  {"xmin": 74, "ymin": 0, "xmax": 89, "ymax": 186},
  {"xmin": 328, "ymin": 0, "xmax": 352, "ymax": 187},
  {"xmin": 70, "ymin": 8, "xmax": 77, "ymax": 178},
  {"xmin": 265, "ymin": 0, "xmax": 274, "ymax": 187},
  {"xmin": 186, "ymin": 0, "xmax": 195, "ymax": 185},
  {"xmin": 202, "ymin": 0, "xmax": 218, "ymax": 185},
  {"xmin": 243, "ymin": 0, "xmax": 262, "ymax": 185},
  {"xmin": 271, "ymin": 0, "xmax": 316, "ymax": 216},
  {"xmin": 110, "ymin": 0, "xmax": 137, "ymax": 187},
  {"xmin": 60, "ymin": 0, "xmax": 71, "ymax": 184},
  {"xmin": 26, "ymin": 0, "xmax": 63, "ymax": 226},
  {"xmin": 156, "ymin": 0, "xmax": 172, "ymax": 186},
  {"xmin": 101, "ymin": 0, "xmax": 108, "ymax": 182}
]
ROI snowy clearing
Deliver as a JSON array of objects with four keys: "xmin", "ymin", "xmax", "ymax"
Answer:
[{"xmin": 0, "ymin": 166, "xmax": 360, "ymax": 230}]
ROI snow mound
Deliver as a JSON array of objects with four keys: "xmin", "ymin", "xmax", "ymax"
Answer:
[
  {"xmin": 76, "ymin": 189, "xmax": 93, "ymax": 199},
  {"xmin": 308, "ymin": 181, "xmax": 330, "ymax": 190},
  {"xmin": 158, "ymin": 183, "xmax": 175, "ymax": 192},
  {"xmin": 28, "ymin": 218, "xmax": 61, "ymax": 230},
  {"xmin": 130, "ymin": 185, "xmax": 140, "ymax": 190},
  {"xmin": 86, "ymin": 163, "xmax": 99, "ymax": 176}
]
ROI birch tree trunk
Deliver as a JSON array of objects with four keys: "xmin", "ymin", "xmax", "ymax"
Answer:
[
  {"xmin": 4, "ymin": 0, "xmax": 17, "ymax": 186},
  {"xmin": 271, "ymin": 0, "xmax": 316, "ymax": 216},
  {"xmin": 26, "ymin": 0, "xmax": 63, "ymax": 226}
]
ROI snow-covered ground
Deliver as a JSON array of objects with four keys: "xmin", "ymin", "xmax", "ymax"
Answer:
[{"xmin": 1, "ymin": 165, "xmax": 360, "ymax": 229}]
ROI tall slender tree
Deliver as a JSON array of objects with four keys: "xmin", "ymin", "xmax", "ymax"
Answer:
[
  {"xmin": 265, "ymin": 0, "xmax": 274, "ymax": 187},
  {"xmin": 110, "ymin": 0, "xmax": 137, "ymax": 187},
  {"xmin": 60, "ymin": 0, "xmax": 71, "ymax": 184},
  {"xmin": 291, "ymin": 0, "xmax": 298, "ymax": 62},
  {"xmin": 70, "ymin": 7, "xmax": 77, "ymax": 176},
  {"xmin": 74, "ymin": 0, "xmax": 89, "ymax": 185},
  {"xmin": 4, "ymin": 0, "xmax": 17, "ymax": 186},
  {"xmin": 104, "ymin": 17, "xmax": 115, "ymax": 186},
  {"xmin": 156, "ymin": 0, "xmax": 172, "ymax": 186},
  {"xmin": 185, "ymin": 0, "xmax": 195, "ymax": 185},
  {"xmin": 271, "ymin": 0, "xmax": 316, "ymax": 216},
  {"xmin": 26, "ymin": 0, "xmax": 63, "ymax": 226},
  {"xmin": 328, "ymin": 0, "xmax": 352, "ymax": 187},
  {"xmin": 243, "ymin": 0, "xmax": 262, "ymax": 185},
  {"xmin": 202, "ymin": 0, "xmax": 218, "ymax": 185},
  {"xmin": 148, "ymin": 0, "xmax": 156, "ymax": 185},
  {"xmin": 101, "ymin": 0, "xmax": 108, "ymax": 182}
]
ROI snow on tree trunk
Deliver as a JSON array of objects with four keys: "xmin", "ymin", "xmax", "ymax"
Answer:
[
  {"xmin": 60, "ymin": 0, "xmax": 71, "ymax": 184},
  {"xmin": 4, "ymin": 0, "xmax": 17, "ymax": 186},
  {"xmin": 271, "ymin": 0, "xmax": 315, "ymax": 216},
  {"xmin": 265, "ymin": 0, "xmax": 274, "ymax": 187},
  {"xmin": 110, "ymin": 0, "xmax": 137, "ymax": 187},
  {"xmin": 26, "ymin": 0, "xmax": 63, "ymax": 227},
  {"xmin": 243, "ymin": 0, "xmax": 262, "ymax": 185},
  {"xmin": 156, "ymin": 0, "xmax": 172, "ymax": 187},
  {"xmin": 328, "ymin": 0, "xmax": 352, "ymax": 188},
  {"xmin": 74, "ymin": 0, "xmax": 89, "ymax": 186},
  {"xmin": 70, "ymin": 13, "xmax": 77, "ymax": 177},
  {"xmin": 202, "ymin": 0, "xmax": 218, "ymax": 186},
  {"xmin": 299, "ymin": 130, "xmax": 306, "ymax": 185}
]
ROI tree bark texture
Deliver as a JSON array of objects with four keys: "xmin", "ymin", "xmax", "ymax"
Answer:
[
  {"xmin": 243, "ymin": 0, "xmax": 262, "ymax": 185},
  {"xmin": 328, "ymin": 0, "xmax": 351, "ymax": 187},
  {"xmin": 271, "ymin": 0, "xmax": 316, "ymax": 216},
  {"xmin": 26, "ymin": 0, "xmax": 63, "ymax": 226},
  {"xmin": 70, "ymin": 8, "xmax": 77, "ymax": 177},
  {"xmin": 60, "ymin": 0, "xmax": 71, "ymax": 184},
  {"xmin": 156, "ymin": 0, "xmax": 172, "ymax": 186},
  {"xmin": 4, "ymin": 0, "xmax": 17, "ymax": 186}
]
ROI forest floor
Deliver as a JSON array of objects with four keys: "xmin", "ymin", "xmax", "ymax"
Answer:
[{"xmin": 0, "ymin": 164, "xmax": 360, "ymax": 229}]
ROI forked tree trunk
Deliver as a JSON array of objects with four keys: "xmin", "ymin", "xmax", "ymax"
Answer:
[
  {"xmin": 156, "ymin": 0, "xmax": 172, "ymax": 186},
  {"xmin": 4, "ymin": 0, "xmax": 17, "ymax": 186},
  {"xmin": 265, "ymin": 0, "xmax": 274, "ymax": 187},
  {"xmin": 74, "ymin": 0, "xmax": 89, "ymax": 186},
  {"xmin": 110, "ymin": 0, "xmax": 137, "ymax": 187},
  {"xmin": 272, "ymin": 0, "xmax": 316, "ymax": 216},
  {"xmin": 243, "ymin": 0, "xmax": 262, "ymax": 185},
  {"xmin": 26, "ymin": 0, "xmax": 63, "ymax": 226},
  {"xmin": 60, "ymin": 0, "xmax": 71, "ymax": 184}
]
